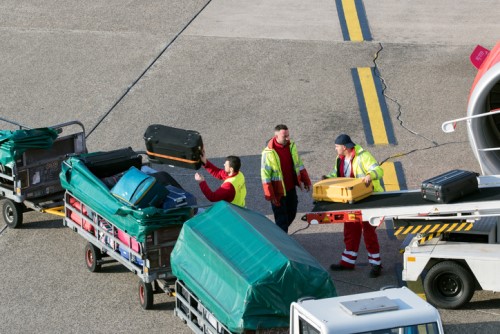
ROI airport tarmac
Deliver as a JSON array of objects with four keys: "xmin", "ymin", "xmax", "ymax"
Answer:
[{"xmin": 1, "ymin": 1, "xmax": 500, "ymax": 333}]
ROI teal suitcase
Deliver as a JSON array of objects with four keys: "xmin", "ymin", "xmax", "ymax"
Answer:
[{"xmin": 111, "ymin": 166, "xmax": 167, "ymax": 208}]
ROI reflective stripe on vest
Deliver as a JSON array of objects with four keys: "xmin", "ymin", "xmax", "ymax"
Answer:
[{"xmin": 224, "ymin": 172, "xmax": 246, "ymax": 207}]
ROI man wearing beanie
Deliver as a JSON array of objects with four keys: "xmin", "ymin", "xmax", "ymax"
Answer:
[{"xmin": 323, "ymin": 134, "xmax": 384, "ymax": 278}]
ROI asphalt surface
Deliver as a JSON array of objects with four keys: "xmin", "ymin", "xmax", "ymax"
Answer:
[{"xmin": 1, "ymin": 1, "xmax": 500, "ymax": 333}]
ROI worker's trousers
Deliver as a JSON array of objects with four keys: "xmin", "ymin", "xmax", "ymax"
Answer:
[{"xmin": 340, "ymin": 221, "xmax": 381, "ymax": 268}]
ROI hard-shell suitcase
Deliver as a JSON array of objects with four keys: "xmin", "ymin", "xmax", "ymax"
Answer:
[
  {"xmin": 162, "ymin": 185, "xmax": 197, "ymax": 210},
  {"xmin": 143, "ymin": 124, "xmax": 203, "ymax": 170},
  {"xmin": 118, "ymin": 244, "xmax": 144, "ymax": 266},
  {"xmin": 312, "ymin": 177, "xmax": 373, "ymax": 203},
  {"xmin": 81, "ymin": 147, "xmax": 142, "ymax": 178},
  {"xmin": 111, "ymin": 166, "xmax": 168, "ymax": 208},
  {"xmin": 421, "ymin": 169, "xmax": 478, "ymax": 204}
]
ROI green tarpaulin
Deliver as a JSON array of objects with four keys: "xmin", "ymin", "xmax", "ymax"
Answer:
[
  {"xmin": 59, "ymin": 154, "xmax": 193, "ymax": 242},
  {"xmin": 171, "ymin": 201, "xmax": 337, "ymax": 333},
  {"xmin": 0, "ymin": 128, "xmax": 58, "ymax": 167}
]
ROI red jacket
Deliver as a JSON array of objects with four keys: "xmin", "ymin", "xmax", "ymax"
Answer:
[{"xmin": 198, "ymin": 160, "xmax": 236, "ymax": 203}]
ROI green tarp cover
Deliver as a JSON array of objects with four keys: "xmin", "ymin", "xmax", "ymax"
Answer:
[
  {"xmin": 171, "ymin": 201, "xmax": 337, "ymax": 333},
  {"xmin": 0, "ymin": 128, "xmax": 58, "ymax": 167},
  {"xmin": 60, "ymin": 154, "xmax": 193, "ymax": 242}
]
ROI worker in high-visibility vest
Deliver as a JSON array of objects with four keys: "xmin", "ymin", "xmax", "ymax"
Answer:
[
  {"xmin": 261, "ymin": 124, "xmax": 312, "ymax": 233},
  {"xmin": 324, "ymin": 134, "xmax": 384, "ymax": 278},
  {"xmin": 195, "ymin": 150, "xmax": 246, "ymax": 208}
]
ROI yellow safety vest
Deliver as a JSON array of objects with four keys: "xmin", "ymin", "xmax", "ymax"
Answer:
[{"xmin": 224, "ymin": 172, "xmax": 247, "ymax": 207}]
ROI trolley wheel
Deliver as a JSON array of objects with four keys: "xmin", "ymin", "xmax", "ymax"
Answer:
[
  {"xmin": 1, "ymin": 199, "xmax": 23, "ymax": 228},
  {"xmin": 84, "ymin": 243, "xmax": 102, "ymax": 273},
  {"xmin": 423, "ymin": 261, "xmax": 475, "ymax": 309},
  {"xmin": 139, "ymin": 281, "xmax": 154, "ymax": 310}
]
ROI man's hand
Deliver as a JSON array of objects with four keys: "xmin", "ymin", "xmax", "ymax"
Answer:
[
  {"xmin": 363, "ymin": 174, "xmax": 372, "ymax": 186},
  {"xmin": 303, "ymin": 184, "xmax": 311, "ymax": 192},
  {"xmin": 195, "ymin": 172, "xmax": 205, "ymax": 183},
  {"xmin": 200, "ymin": 148, "xmax": 207, "ymax": 165},
  {"xmin": 271, "ymin": 198, "xmax": 281, "ymax": 207}
]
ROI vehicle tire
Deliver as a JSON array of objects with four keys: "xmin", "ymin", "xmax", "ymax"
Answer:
[
  {"xmin": 139, "ymin": 281, "xmax": 154, "ymax": 310},
  {"xmin": 1, "ymin": 199, "xmax": 23, "ymax": 228},
  {"xmin": 423, "ymin": 261, "xmax": 475, "ymax": 309},
  {"xmin": 84, "ymin": 243, "xmax": 102, "ymax": 273}
]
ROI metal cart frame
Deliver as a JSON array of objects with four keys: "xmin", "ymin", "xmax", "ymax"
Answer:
[{"xmin": 0, "ymin": 119, "xmax": 87, "ymax": 228}]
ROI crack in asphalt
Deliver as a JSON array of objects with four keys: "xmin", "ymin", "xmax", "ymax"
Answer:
[{"xmin": 371, "ymin": 42, "xmax": 466, "ymax": 165}]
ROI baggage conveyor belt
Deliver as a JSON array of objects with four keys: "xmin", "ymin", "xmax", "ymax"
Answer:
[{"xmin": 307, "ymin": 186, "xmax": 500, "ymax": 227}]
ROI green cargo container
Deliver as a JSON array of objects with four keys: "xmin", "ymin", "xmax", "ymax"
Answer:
[
  {"xmin": 59, "ymin": 154, "xmax": 193, "ymax": 242},
  {"xmin": 171, "ymin": 201, "xmax": 337, "ymax": 333},
  {"xmin": 0, "ymin": 127, "xmax": 58, "ymax": 168}
]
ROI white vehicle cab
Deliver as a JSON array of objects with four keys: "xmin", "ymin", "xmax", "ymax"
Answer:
[{"xmin": 290, "ymin": 287, "xmax": 444, "ymax": 334}]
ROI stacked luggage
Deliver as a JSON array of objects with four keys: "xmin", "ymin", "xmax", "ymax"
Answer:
[{"xmin": 60, "ymin": 146, "xmax": 197, "ymax": 309}]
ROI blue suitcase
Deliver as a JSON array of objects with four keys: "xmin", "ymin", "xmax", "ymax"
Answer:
[
  {"xmin": 111, "ymin": 166, "xmax": 167, "ymax": 208},
  {"xmin": 163, "ymin": 185, "xmax": 197, "ymax": 210}
]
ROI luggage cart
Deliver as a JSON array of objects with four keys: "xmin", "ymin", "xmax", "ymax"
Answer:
[
  {"xmin": 0, "ymin": 118, "xmax": 87, "ymax": 228},
  {"xmin": 64, "ymin": 190, "xmax": 186, "ymax": 309}
]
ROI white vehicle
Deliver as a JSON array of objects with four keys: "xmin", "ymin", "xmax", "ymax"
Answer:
[
  {"xmin": 402, "ymin": 216, "xmax": 500, "ymax": 309},
  {"xmin": 291, "ymin": 286, "xmax": 443, "ymax": 334},
  {"xmin": 175, "ymin": 280, "xmax": 444, "ymax": 334}
]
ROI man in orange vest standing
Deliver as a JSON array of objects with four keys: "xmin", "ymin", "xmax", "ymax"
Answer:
[{"xmin": 195, "ymin": 149, "xmax": 247, "ymax": 208}]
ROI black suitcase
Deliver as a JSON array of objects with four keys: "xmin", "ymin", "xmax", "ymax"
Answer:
[
  {"xmin": 421, "ymin": 169, "xmax": 479, "ymax": 204},
  {"xmin": 143, "ymin": 124, "xmax": 203, "ymax": 170},
  {"xmin": 150, "ymin": 171, "xmax": 183, "ymax": 190},
  {"xmin": 80, "ymin": 147, "xmax": 142, "ymax": 178}
]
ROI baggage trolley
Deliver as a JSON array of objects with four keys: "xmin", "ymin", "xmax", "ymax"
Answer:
[
  {"xmin": 64, "ymin": 190, "xmax": 186, "ymax": 309},
  {"xmin": 0, "ymin": 118, "xmax": 87, "ymax": 228}
]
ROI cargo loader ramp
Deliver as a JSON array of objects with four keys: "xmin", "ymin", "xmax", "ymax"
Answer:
[{"xmin": 304, "ymin": 177, "xmax": 500, "ymax": 242}]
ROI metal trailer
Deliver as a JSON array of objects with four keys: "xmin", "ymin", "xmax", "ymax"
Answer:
[
  {"xmin": 63, "ymin": 190, "xmax": 183, "ymax": 309},
  {"xmin": 304, "ymin": 175, "xmax": 500, "ymax": 309},
  {"xmin": 174, "ymin": 280, "xmax": 288, "ymax": 334},
  {"xmin": 0, "ymin": 118, "xmax": 87, "ymax": 228},
  {"xmin": 175, "ymin": 280, "xmax": 234, "ymax": 334}
]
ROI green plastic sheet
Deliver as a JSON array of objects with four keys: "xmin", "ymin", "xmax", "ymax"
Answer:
[
  {"xmin": 171, "ymin": 201, "xmax": 337, "ymax": 333},
  {"xmin": 60, "ymin": 154, "xmax": 193, "ymax": 242},
  {"xmin": 0, "ymin": 128, "xmax": 58, "ymax": 167}
]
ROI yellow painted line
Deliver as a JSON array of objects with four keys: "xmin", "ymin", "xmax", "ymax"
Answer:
[
  {"xmin": 381, "ymin": 162, "xmax": 399, "ymax": 191},
  {"xmin": 357, "ymin": 67, "xmax": 389, "ymax": 144},
  {"xmin": 420, "ymin": 224, "xmax": 432, "ymax": 234},
  {"xmin": 430, "ymin": 224, "xmax": 441, "ymax": 233},
  {"xmin": 438, "ymin": 224, "xmax": 449, "ymax": 233},
  {"xmin": 412, "ymin": 225, "xmax": 422, "ymax": 234},
  {"xmin": 341, "ymin": 0, "xmax": 363, "ymax": 42},
  {"xmin": 403, "ymin": 226, "xmax": 414, "ymax": 234}
]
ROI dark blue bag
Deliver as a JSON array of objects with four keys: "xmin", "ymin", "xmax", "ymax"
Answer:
[{"xmin": 163, "ymin": 185, "xmax": 197, "ymax": 210}]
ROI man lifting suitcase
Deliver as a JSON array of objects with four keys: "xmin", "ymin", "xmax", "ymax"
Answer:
[
  {"xmin": 323, "ymin": 134, "xmax": 384, "ymax": 278},
  {"xmin": 194, "ymin": 149, "xmax": 247, "ymax": 208}
]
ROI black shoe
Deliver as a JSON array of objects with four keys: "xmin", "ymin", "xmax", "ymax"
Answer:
[
  {"xmin": 369, "ymin": 265, "xmax": 382, "ymax": 278},
  {"xmin": 330, "ymin": 263, "xmax": 354, "ymax": 271}
]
